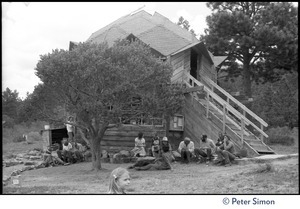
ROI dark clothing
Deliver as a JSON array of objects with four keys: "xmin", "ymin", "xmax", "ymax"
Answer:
[
  {"xmin": 161, "ymin": 141, "xmax": 171, "ymax": 153},
  {"xmin": 180, "ymin": 149, "xmax": 192, "ymax": 163},
  {"xmin": 215, "ymin": 141, "xmax": 236, "ymax": 165},
  {"xmin": 194, "ymin": 148, "xmax": 213, "ymax": 160},
  {"xmin": 57, "ymin": 150, "xmax": 73, "ymax": 163},
  {"xmin": 134, "ymin": 154, "xmax": 171, "ymax": 171}
]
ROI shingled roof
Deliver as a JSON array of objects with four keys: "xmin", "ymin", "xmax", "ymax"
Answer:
[{"xmin": 87, "ymin": 10, "xmax": 200, "ymax": 56}]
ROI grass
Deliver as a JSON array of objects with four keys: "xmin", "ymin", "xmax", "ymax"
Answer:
[{"xmin": 2, "ymin": 121, "xmax": 47, "ymax": 144}]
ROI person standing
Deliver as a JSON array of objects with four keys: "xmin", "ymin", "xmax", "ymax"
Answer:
[
  {"xmin": 65, "ymin": 116, "xmax": 74, "ymax": 142},
  {"xmin": 178, "ymin": 137, "xmax": 195, "ymax": 164}
]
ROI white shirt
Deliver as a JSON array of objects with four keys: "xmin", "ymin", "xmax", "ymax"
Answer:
[
  {"xmin": 66, "ymin": 123, "xmax": 73, "ymax": 132},
  {"xmin": 63, "ymin": 143, "xmax": 72, "ymax": 151}
]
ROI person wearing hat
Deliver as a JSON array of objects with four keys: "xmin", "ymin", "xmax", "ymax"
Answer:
[
  {"xmin": 178, "ymin": 137, "xmax": 195, "ymax": 164},
  {"xmin": 161, "ymin": 137, "xmax": 175, "ymax": 162},
  {"xmin": 215, "ymin": 135, "xmax": 236, "ymax": 166}
]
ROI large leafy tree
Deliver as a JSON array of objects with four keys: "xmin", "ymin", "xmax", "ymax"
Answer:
[
  {"xmin": 201, "ymin": 2, "xmax": 298, "ymax": 98},
  {"xmin": 2, "ymin": 87, "xmax": 21, "ymax": 120},
  {"xmin": 35, "ymin": 40, "xmax": 184, "ymax": 170}
]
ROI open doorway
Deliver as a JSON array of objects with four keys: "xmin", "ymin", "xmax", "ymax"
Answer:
[{"xmin": 190, "ymin": 49, "xmax": 198, "ymax": 80}]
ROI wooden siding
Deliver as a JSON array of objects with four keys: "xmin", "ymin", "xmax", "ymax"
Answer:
[
  {"xmin": 170, "ymin": 49, "xmax": 190, "ymax": 83},
  {"xmin": 101, "ymin": 125, "xmax": 166, "ymax": 152},
  {"xmin": 199, "ymin": 55, "xmax": 217, "ymax": 83}
]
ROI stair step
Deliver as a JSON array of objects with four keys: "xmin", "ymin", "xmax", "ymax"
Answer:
[
  {"xmin": 257, "ymin": 150, "xmax": 276, "ymax": 154},
  {"xmin": 244, "ymin": 139, "xmax": 263, "ymax": 144},
  {"xmin": 243, "ymin": 135, "xmax": 257, "ymax": 140}
]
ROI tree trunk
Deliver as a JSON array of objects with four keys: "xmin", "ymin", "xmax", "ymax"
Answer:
[
  {"xmin": 91, "ymin": 137, "xmax": 102, "ymax": 170},
  {"xmin": 90, "ymin": 122, "xmax": 109, "ymax": 171},
  {"xmin": 243, "ymin": 62, "xmax": 252, "ymax": 98}
]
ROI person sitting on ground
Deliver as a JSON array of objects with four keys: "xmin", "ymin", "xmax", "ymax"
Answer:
[
  {"xmin": 161, "ymin": 137, "xmax": 175, "ymax": 162},
  {"xmin": 57, "ymin": 138, "xmax": 74, "ymax": 163},
  {"xmin": 131, "ymin": 132, "xmax": 146, "ymax": 157},
  {"xmin": 108, "ymin": 167, "xmax": 131, "ymax": 194},
  {"xmin": 70, "ymin": 142, "xmax": 85, "ymax": 163},
  {"xmin": 134, "ymin": 152, "xmax": 172, "ymax": 171},
  {"xmin": 216, "ymin": 132, "xmax": 224, "ymax": 147},
  {"xmin": 194, "ymin": 134, "xmax": 216, "ymax": 163},
  {"xmin": 39, "ymin": 149, "xmax": 66, "ymax": 168},
  {"xmin": 178, "ymin": 137, "xmax": 195, "ymax": 164},
  {"xmin": 151, "ymin": 133, "xmax": 161, "ymax": 158},
  {"xmin": 215, "ymin": 135, "xmax": 237, "ymax": 167}
]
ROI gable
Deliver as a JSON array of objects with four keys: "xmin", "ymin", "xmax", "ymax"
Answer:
[
  {"xmin": 138, "ymin": 25, "xmax": 191, "ymax": 56},
  {"xmin": 87, "ymin": 10, "xmax": 198, "ymax": 56}
]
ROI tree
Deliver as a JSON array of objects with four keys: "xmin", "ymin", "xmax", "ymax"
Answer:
[
  {"xmin": 2, "ymin": 87, "xmax": 21, "ymax": 120},
  {"xmin": 201, "ymin": 2, "xmax": 298, "ymax": 97},
  {"xmin": 35, "ymin": 40, "xmax": 184, "ymax": 171},
  {"xmin": 177, "ymin": 16, "xmax": 197, "ymax": 37}
]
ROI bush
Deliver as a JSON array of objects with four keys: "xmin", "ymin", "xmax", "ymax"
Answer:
[
  {"xmin": 27, "ymin": 131, "xmax": 42, "ymax": 142},
  {"xmin": 2, "ymin": 120, "xmax": 47, "ymax": 144},
  {"xmin": 265, "ymin": 126, "xmax": 294, "ymax": 145},
  {"xmin": 12, "ymin": 135, "xmax": 26, "ymax": 143},
  {"xmin": 265, "ymin": 135, "xmax": 294, "ymax": 146}
]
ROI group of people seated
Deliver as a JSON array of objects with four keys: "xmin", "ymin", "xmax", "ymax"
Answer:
[
  {"xmin": 129, "ymin": 131, "xmax": 239, "ymax": 169},
  {"xmin": 129, "ymin": 132, "xmax": 175, "ymax": 171},
  {"xmin": 178, "ymin": 132, "xmax": 238, "ymax": 166},
  {"xmin": 56, "ymin": 138, "xmax": 87, "ymax": 164}
]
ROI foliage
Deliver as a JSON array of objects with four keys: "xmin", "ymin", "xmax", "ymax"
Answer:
[
  {"xmin": 251, "ymin": 72, "xmax": 298, "ymax": 128},
  {"xmin": 202, "ymin": 2, "xmax": 298, "ymax": 97},
  {"xmin": 265, "ymin": 135, "xmax": 294, "ymax": 146},
  {"xmin": 3, "ymin": 114, "xmax": 15, "ymax": 128},
  {"xmin": 2, "ymin": 87, "xmax": 21, "ymax": 120},
  {"xmin": 3, "ymin": 121, "xmax": 46, "ymax": 144},
  {"xmin": 34, "ymin": 39, "xmax": 184, "ymax": 170},
  {"xmin": 177, "ymin": 16, "xmax": 197, "ymax": 37}
]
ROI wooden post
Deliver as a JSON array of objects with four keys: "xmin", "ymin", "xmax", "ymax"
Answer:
[
  {"xmin": 226, "ymin": 97, "xmax": 230, "ymax": 115},
  {"xmin": 260, "ymin": 124, "xmax": 264, "ymax": 142},
  {"xmin": 241, "ymin": 110, "xmax": 245, "ymax": 146},
  {"xmin": 42, "ymin": 129, "xmax": 51, "ymax": 152},
  {"xmin": 222, "ymin": 103, "xmax": 226, "ymax": 133},
  {"xmin": 206, "ymin": 91, "xmax": 209, "ymax": 118}
]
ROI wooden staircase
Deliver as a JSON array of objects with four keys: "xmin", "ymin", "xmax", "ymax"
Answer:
[{"xmin": 182, "ymin": 72, "xmax": 275, "ymax": 156}]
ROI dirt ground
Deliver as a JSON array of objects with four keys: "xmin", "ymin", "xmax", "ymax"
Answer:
[{"xmin": 3, "ymin": 155, "xmax": 298, "ymax": 194}]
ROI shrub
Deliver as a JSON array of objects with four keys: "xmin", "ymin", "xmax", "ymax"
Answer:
[
  {"xmin": 27, "ymin": 131, "xmax": 42, "ymax": 142},
  {"xmin": 265, "ymin": 135, "xmax": 294, "ymax": 146},
  {"xmin": 12, "ymin": 135, "xmax": 25, "ymax": 143},
  {"xmin": 265, "ymin": 126, "xmax": 295, "ymax": 145}
]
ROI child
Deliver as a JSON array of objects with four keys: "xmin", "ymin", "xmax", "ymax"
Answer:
[
  {"xmin": 131, "ymin": 132, "xmax": 146, "ymax": 157},
  {"xmin": 108, "ymin": 167, "xmax": 131, "ymax": 194},
  {"xmin": 151, "ymin": 133, "xmax": 160, "ymax": 158}
]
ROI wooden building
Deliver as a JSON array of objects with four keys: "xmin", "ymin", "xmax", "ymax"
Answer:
[{"xmin": 64, "ymin": 10, "xmax": 275, "ymax": 156}]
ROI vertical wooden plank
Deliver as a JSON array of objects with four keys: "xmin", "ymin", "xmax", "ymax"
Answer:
[
  {"xmin": 222, "ymin": 103, "xmax": 226, "ymax": 133},
  {"xmin": 260, "ymin": 124, "xmax": 264, "ymax": 142},
  {"xmin": 42, "ymin": 129, "xmax": 51, "ymax": 152},
  {"xmin": 206, "ymin": 91, "xmax": 209, "ymax": 118},
  {"xmin": 241, "ymin": 109, "xmax": 246, "ymax": 146}
]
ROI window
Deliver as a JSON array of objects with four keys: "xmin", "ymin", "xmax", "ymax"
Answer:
[{"xmin": 169, "ymin": 114, "xmax": 184, "ymax": 131}]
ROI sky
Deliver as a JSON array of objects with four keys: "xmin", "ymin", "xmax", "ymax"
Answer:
[
  {"xmin": 2, "ymin": 2, "xmax": 298, "ymax": 100},
  {"xmin": 2, "ymin": 2, "xmax": 212, "ymax": 100}
]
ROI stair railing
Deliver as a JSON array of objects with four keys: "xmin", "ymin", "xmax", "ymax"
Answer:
[{"xmin": 183, "ymin": 72, "xmax": 268, "ymax": 144}]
